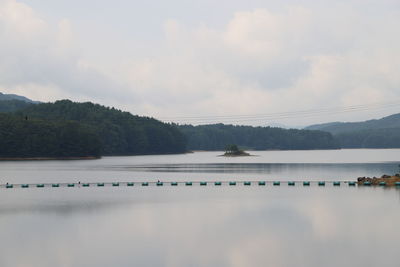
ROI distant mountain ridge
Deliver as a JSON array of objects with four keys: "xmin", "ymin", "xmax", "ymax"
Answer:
[
  {"xmin": 306, "ymin": 113, "xmax": 400, "ymax": 148},
  {"xmin": 305, "ymin": 113, "xmax": 400, "ymax": 134},
  {"xmin": 0, "ymin": 92, "xmax": 40, "ymax": 103}
]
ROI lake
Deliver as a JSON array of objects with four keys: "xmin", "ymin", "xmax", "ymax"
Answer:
[{"xmin": 1, "ymin": 149, "xmax": 400, "ymax": 267}]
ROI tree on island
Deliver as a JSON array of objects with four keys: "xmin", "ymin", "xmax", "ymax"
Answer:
[
  {"xmin": 224, "ymin": 144, "xmax": 250, "ymax": 156},
  {"xmin": 225, "ymin": 144, "xmax": 240, "ymax": 154}
]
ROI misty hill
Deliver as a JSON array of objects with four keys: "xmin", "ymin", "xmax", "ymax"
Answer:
[
  {"xmin": 305, "ymin": 113, "xmax": 400, "ymax": 134},
  {"xmin": 0, "ymin": 92, "xmax": 39, "ymax": 103},
  {"xmin": 0, "ymin": 92, "xmax": 39, "ymax": 113},
  {"xmin": 14, "ymin": 100, "xmax": 186, "ymax": 156},
  {"xmin": 179, "ymin": 124, "xmax": 339, "ymax": 151},
  {"xmin": 0, "ymin": 99, "xmax": 34, "ymax": 113},
  {"xmin": 306, "ymin": 113, "xmax": 400, "ymax": 148}
]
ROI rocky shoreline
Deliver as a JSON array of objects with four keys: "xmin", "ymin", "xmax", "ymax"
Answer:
[{"xmin": 357, "ymin": 174, "xmax": 400, "ymax": 186}]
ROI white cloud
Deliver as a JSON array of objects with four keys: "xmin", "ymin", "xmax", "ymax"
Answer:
[
  {"xmin": 0, "ymin": 0, "xmax": 46, "ymax": 37},
  {"xmin": 0, "ymin": 0, "xmax": 136, "ymax": 106},
  {"xmin": 0, "ymin": 0, "xmax": 399, "ymax": 125},
  {"xmin": 122, "ymin": 5, "xmax": 400, "ymax": 124}
]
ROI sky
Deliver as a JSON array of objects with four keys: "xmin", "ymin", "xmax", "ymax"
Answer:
[{"xmin": 0, "ymin": 0, "xmax": 399, "ymax": 127}]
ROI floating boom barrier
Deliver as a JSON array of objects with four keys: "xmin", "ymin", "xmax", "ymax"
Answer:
[{"xmin": 1, "ymin": 180, "xmax": 400, "ymax": 189}]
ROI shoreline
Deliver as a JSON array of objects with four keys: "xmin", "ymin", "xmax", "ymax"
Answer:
[
  {"xmin": 219, "ymin": 150, "xmax": 254, "ymax": 157},
  {"xmin": 218, "ymin": 154, "xmax": 256, "ymax": 157},
  {"xmin": 0, "ymin": 156, "xmax": 100, "ymax": 161}
]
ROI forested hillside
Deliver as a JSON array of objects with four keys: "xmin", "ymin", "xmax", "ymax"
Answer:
[
  {"xmin": 306, "ymin": 113, "xmax": 400, "ymax": 148},
  {"xmin": 3, "ymin": 94, "xmax": 400, "ymax": 157},
  {"xmin": 0, "ymin": 113, "xmax": 101, "ymax": 158},
  {"xmin": 16, "ymin": 100, "xmax": 187, "ymax": 155},
  {"xmin": 179, "ymin": 124, "xmax": 339, "ymax": 150},
  {"xmin": 335, "ymin": 128, "xmax": 400, "ymax": 148}
]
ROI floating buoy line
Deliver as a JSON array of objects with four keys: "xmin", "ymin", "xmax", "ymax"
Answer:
[{"xmin": 1, "ymin": 180, "xmax": 400, "ymax": 189}]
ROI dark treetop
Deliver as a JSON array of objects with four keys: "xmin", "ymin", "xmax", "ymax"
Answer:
[
  {"xmin": 0, "ymin": 113, "xmax": 101, "ymax": 158},
  {"xmin": 0, "ymin": 100, "xmax": 187, "ymax": 158}
]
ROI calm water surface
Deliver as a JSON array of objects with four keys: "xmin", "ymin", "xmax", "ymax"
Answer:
[{"xmin": 1, "ymin": 149, "xmax": 400, "ymax": 267}]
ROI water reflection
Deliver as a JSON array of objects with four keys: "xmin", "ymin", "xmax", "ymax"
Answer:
[
  {"xmin": 1, "ymin": 150, "xmax": 400, "ymax": 184},
  {"xmin": 105, "ymin": 162, "xmax": 399, "ymax": 176},
  {"xmin": 1, "ymin": 150, "xmax": 400, "ymax": 267},
  {"xmin": 0, "ymin": 187, "xmax": 399, "ymax": 267}
]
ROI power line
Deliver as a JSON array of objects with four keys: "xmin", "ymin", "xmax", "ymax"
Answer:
[{"xmin": 157, "ymin": 100, "xmax": 400, "ymax": 124}]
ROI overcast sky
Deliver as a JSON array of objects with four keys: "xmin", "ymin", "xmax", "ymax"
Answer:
[{"xmin": 1, "ymin": 0, "xmax": 399, "ymax": 126}]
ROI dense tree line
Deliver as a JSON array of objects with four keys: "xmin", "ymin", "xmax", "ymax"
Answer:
[
  {"xmin": 335, "ymin": 128, "xmax": 400, "ymax": 148},
  {"xmin": 179, "ymin": 124, "xmax": 339, "ymax": 150},
  {"xmin": 16, "ymin": 100, "xmax": 187, "ymax": 155},
  {"xmin": 0, "ymin": 113, "xmax": 101, "ymax": 157},
  {"xmin": 6, "ymin": 96, "xmax": 400, "ymax": 158}
]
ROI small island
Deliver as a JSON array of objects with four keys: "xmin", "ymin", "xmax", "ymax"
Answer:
[{"xmin": 221, "ymin": 144, "xmax": 251, "ymax": 157}]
